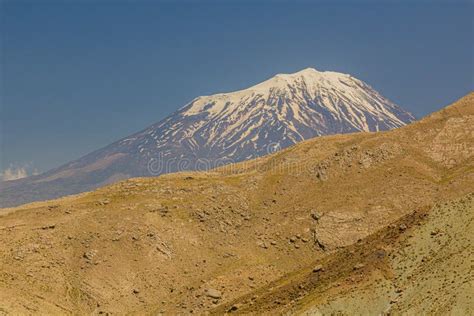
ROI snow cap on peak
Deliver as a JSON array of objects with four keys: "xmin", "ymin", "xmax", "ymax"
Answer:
[
  {"xmin": 180, "ymin": 66, "xmax": 414, "ymax": 134},
  {"xmin": 275, "ymin": 67, "xmax": 320, "ymax": 77},
  {"xmin": 295, "ymin": 67, "xmax": 320, "ymax": 74}
]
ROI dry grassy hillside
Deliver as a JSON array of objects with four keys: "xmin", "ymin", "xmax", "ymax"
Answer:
[
  {"xmin": 213, "ymin": 193, "xmax": 473, "ymax": 315},
  {"xmin": 0, "ymin": 93, "xmax": 472, "ymax": 315}
]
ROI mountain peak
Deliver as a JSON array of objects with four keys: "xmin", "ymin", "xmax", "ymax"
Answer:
[
  {"xmin": 297, "ymin": 67, "xmax": 319, "ymax": 73},
  {"xmin": 272, "ymin": 67, "xmax": 323, "ymax": 80},
  {"xmin": 276, "ymin": 67, "xmax": 320, "ymax": 76},
  {"xmin": 182, "ymin": 69, "xmax": 413, "ymax": 131},
  {"xmin": 252, "ymin": 67, "xmax": 353, "ymax": 93},
  {"xmin": 273, "ymin": 67, "xmax": 351, "ymax": 80}
]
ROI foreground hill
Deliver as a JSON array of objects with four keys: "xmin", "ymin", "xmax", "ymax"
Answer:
[
  {"xmin": 0, "ymin": 68, "xmax": 414, "ymax": 207},
  {"xmin": 0, "ymin": 93, "xmax": 471, "ymax": 314},
  {"xmin": 213, "ymin": 193, "xmax": 473, "ymax": 315}
]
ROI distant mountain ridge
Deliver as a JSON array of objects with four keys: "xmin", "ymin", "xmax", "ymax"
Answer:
[{"xmin": 0, "ymin": 68, "xmax": 415, "ymax": 207}]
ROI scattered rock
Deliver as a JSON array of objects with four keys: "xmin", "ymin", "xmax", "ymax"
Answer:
[
  {"xmin": 315, "ymin": 165, "xmax": 329, "ymax": 181},
  {"xmin": 97, "ymin": 199, "xmax": 110, "ymax": 206},
  {"xmin": 375, "ymin": 249, "xmax": 386, "ymax": 259},
  {"xmin": 315, "ymin": 238, "xmax": 326, "ymax": 251},
  {"xmin": 353, "ymin": 263, "xmax": 365, "ymax": 270},
  {"xmin": 312, "ymin": 265, "xmax": 323, "ymax": 272},
  {"xmin": 83, "ymin": 250, "xmax": 97, "ymax": 261},
  {"xmin": 310, "ymin": 210, "xmax": 322, "ymax": 221},
  {"xmin": 399, "ymin": 224, "xmax": 407, "ymax": 231},
  {"xmin": 151, "ymin": 206, "xmax": 169, "ymax": 216},
  {"xmin": 229, "ymin": 304, "xmax": 242, "ymax": 312},
  {"xmin": 430, "ymin": 229, "xmax": 440, "ymax": 236},
  {"xmin": 206, "ymin": 288, "xmax": 222, "ymax": 299}
]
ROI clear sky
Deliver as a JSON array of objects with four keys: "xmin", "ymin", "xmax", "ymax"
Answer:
[{"xmin": 1, "ymin": 1, "xmax": 473, "ymax": 177}]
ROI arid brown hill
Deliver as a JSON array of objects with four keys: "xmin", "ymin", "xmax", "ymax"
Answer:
[
  {"xmin": 212, "ymin": 193, "xmax": 473, "ymax": 315},
  {"xmin": 0, "ymin": 93, "xmax": 472, "ymax": 314}
]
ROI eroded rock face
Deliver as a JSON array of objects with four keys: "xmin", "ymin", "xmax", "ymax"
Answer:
[
  {"xmin": 312, "ymin": 142, "xmax": 403, "ymax": 182},
  {"xmin": 426, "ymin": 116, "xmax": 474, "ymax": 167},
  {"xmin": 212, "ymin": 194, "xmax": 474, "ymax": 315}
]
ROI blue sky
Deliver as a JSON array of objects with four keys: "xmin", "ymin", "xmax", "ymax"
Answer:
[{"xmin": 1, "ymin": 1, "xmax": 473, "ymax": 176}]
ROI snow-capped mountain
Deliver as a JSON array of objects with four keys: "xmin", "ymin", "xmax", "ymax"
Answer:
[
  {"xmin": 0, "ymin": 68, "xmax": 415, "ymax": 207},
  {"xmin": 121, "ymin": 68, "xmax": 414, "ymax": 169}
]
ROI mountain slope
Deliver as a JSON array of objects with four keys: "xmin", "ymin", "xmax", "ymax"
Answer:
[
  {"xmin": 213, "ymin": 194, "xmax": 474, "ymax": 315},
  {"xmin": 0, "ymin": 93, "xmax": 471, "ymax": 314},
  {"xmin": 0, "ymin": 68, "xmax": 414, "ymax": 207}
]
